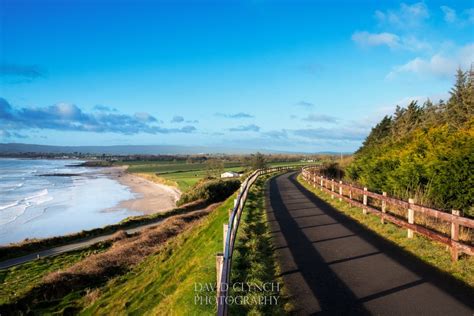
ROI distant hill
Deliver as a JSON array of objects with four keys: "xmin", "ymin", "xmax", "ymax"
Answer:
[{"xmin": 0, "ymin": 143, "xmax": 308, "ymax": 155}]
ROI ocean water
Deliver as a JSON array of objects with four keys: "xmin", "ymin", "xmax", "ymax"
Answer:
[{"xmin": 0, "ymin": 158, "xmax": 137, "ymax": 245}]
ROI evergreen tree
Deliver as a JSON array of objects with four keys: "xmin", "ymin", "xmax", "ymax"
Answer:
[
  {"xmin": 347, "ymin": 68, "xmax": 474, "ymax": 216},
  {"xmin": 447, "ymin": 68, "xmax": 471, "ymax": 127}
]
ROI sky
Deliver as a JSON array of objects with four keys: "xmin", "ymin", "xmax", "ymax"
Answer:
[{"xmin": 0, "ymin": 0, "xmax": 473, "ymax": 153}]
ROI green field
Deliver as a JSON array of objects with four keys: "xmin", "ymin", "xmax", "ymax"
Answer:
[
  {"xmin": 161, "ymin": 167, "xmax": 244, "ymax": 191},
  {"xmin": 123, "ymin": 160, "xmax": 313, "ymax": 192}
]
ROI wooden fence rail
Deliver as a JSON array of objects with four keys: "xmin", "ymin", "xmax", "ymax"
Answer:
[
  {"xmin": 301, "ymin": 167, "xmax": 474, "ymax": 262},
  {"xmin": 216, "ymin": 165, "xmax": 301, "ymax": 316}
]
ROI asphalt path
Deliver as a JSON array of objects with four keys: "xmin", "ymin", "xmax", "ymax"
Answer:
[
  {"xmin": 0, "ymin": 220, "xmax": 164, "ymax": 270},
  {"xmin": 266, "ymin": 172, "xmax": 474, "ymax": 315}
]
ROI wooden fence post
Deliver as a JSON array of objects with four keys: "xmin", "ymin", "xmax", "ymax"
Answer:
[
  {"xmin": 381, "ymin": 192, "xmax": 387, "ymax": 224},
  {"xmin": 331, "ymin": 179, "xmax": 335, "ymax": 199},
  {"xmin": 216, "ymin": 253, "xmax": 223, "ymax": 294},
  {"xmin": 313, "ymin": 173, "xmax": 316, "ymax": 188},
  {"xmin": 223, "ymin": 224, "xmax": 228, "ymax": 252},
  {"xmin": 320, "ymin": 176, "xmax": 323, "ymax": 191},
  {"xmin": 349, "ymin": 184, "xmax": 352, "ymax": 200},
  {"xmin": 339, "ymin": 181, "xmax": 343, "ymax": 202},
  {"xmin": 451, "ymin": 210, "xmax": 460, "ymax": 261},
  {"xmin": 408, "ymin": 198, "xmax": 414, "ymax": 238},
  {"xmin": 363, "ymin": 187, "xmax": 368, "ymax": 214}
]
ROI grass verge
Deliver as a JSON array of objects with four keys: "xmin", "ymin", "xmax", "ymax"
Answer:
[
  {"xmin": 80, "ymin": 194, "xmax": 236, "ymax": 315},
  {"xmin": 230, "ymin": 174, "xmax": 290, "ymax": 315},
  {"xmin": 0, "ymin": 242, "xmax": 110, "ymax": 305},
  {"xmin": 297, "ymin": 174, "xmax": 474, "ymax": 287}
]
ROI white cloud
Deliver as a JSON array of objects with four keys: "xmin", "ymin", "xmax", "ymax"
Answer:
[
  {"xmin": 387, "ymin": 43, "xmax": 474, "ymax": 79},
  {"xmin": 440, "ymin": 6, "xmax": 474, "ymax": 25},
  {"xmin": 352, "ymin": 31, "xmax": 430, "ymax": 51},
  {"xmin": 302, "ymin": 114, "xmax": 338, "ymax": 123},
  {"xmin": 440, "ymin": 6, "xmax": 457, "ymax": 23},
  {"xmin": 401, "ymin": 36, "xmax": 432, "ymax": 51},
  {"xmin": 352, "ymin": 31, "xmax": 400, "ymax": 49},
  {"xmin": 375, "ymin": 2, "xmax": 429, "ymax": 29}
]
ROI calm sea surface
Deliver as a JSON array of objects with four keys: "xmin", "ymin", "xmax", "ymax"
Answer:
[{"xmin": 0, "ymin": 158, "xmax": 137, "ymax": 245}]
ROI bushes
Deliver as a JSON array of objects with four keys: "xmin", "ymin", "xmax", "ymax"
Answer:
[
  {"xmin": 177, "ymin": 178, "xmax": 241, "ymax": 206},
  {"xmin": 347, "ymin": 69, "xmax": 474, "ymax": 217}
]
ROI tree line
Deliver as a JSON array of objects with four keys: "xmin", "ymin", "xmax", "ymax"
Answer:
[{"xmin": 347, "ymin": 68, "xmax": 473, "ymax": 216}]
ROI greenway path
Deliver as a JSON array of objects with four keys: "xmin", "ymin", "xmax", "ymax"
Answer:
[
  {"xmin": 266, "ymin": 172, "xmax": 474, "ymax": 315},
  {"xmin": 0, "ymin": 220, "xmax": 164, "ymax": 270}
]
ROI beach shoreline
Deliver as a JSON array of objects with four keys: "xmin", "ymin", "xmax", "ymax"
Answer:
[{"xmin": 103, "ymin": 166, "xmax": 181, "ymax": 215}]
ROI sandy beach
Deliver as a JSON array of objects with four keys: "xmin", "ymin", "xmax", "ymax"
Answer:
[{"xmin": 105, "ymin": 167, "xmax": 181, "ymax": 214}]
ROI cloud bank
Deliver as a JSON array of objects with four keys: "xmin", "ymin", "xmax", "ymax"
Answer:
[
  {"xmin": 387, "ymin": 43, "xmax": 474, "ymax": 79},
  {"xmin": 302, "ymin": 114, "xmax": 338, "ymax": 123},
  {"xmin": 0, "ymin": 98, "xmax": 196, "ymax": 136},
  {"xmin": 215, "ymin": 112, "xmax": 254, "ymax": 119},
  {"xmin": 228, "ymin": 124, "xmax": 260, "ymax": 132}
]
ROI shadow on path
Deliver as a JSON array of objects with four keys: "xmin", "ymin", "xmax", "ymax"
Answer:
[{"xmin": 266, "ymin": 172, "xmax": 473, "ymax": 315}]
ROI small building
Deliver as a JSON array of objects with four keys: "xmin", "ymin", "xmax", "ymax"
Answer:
[{"xmin": 221, "ymin": 171, "xmax": 241, "ymax": 178}]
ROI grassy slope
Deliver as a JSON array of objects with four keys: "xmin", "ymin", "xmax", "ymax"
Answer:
[
  {"xmin": 81, "ymin": 194, "xmax": 235, "ymax": 315},
  {"xmin": 0, "ymin": 243, "xmax": 109, "ymax": 305},
  {"xmin": 297, "ymin": 174, "xmax": 474, "ymax": 287},
  {"xmin": 230, "ymin": 174, "xmax": 290, "ymax": 315}
]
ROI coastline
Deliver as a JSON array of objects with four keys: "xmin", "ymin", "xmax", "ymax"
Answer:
[{"xmin": 104, "ymin": 167, "xmax": 181, "ymax": 215}]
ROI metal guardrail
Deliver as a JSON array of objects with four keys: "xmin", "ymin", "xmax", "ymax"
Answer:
[{"xmin": 216, "ymin": 165, "xmax": 300, "ymax": 316}]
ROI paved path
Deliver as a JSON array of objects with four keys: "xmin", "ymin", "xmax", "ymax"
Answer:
[
  {"xmin": 266, "ymin": 172, "xmax": 474, "ymax": 315},
  {"xmin": 0, "ymin": 220, "xmax": 164, "ymax": 270}
]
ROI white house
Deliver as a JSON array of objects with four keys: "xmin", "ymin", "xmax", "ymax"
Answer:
[{"xmin": 221, "ymin": 171, "xmax": 241, "ymax": 178}]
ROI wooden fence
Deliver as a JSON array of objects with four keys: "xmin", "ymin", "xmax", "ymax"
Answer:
[
  {"xmin": 301, "ymin": 166, "xmax": 474, "ymax": 262},
  {"xmin": 216, "ymin": 166, "xmax": 301, "ymax": 316}
]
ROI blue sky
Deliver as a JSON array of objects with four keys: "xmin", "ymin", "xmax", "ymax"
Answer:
[{"xmin": 0, "ymin": 0, "xmax": 473, "ymax": 152}]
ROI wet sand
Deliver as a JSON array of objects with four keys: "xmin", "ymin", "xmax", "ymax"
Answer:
[{"xmin": 104, "ymin": 167, "xmax": 181, "ymax": 214}]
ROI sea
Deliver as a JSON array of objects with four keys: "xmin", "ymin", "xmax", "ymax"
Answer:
[{"xmin": 0, "ymin": 158, "xmax": 137, "ymax": 245}]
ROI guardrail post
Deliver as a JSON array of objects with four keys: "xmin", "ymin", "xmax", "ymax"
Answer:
[
  {"xmin": 363, "ymin": 187, "xmax": 368, "ymax": 214},
  {"xmin": 381, "ymin": 192, "xmax": 387, "ymax": 224},
  {"xmin": 451, "ymin": 209, "xmax": 460, "ymax": 261},
  {"xmin": 338, "ymin": 181, "xmax": 343, "ymax": 202},
  {"xmin": 320, "ymin": 176, "xmax": 323, "ymax": 191},
  {"xmin": 313, "ymin": 173, "xmax": 316, "ymax": 188},
  {"xmin": 349, "ymin": 184, "xmax": 352, "ymax": 200},
  {"xmin": 216, "ymin": 253, "xmax": 223, "ymax": 294},
  {"xmin": 408, "ymin": 198, "xmax": 414, "ymax": 238},
  {"xmin": 331, "ymin": 179, "xmax": 335, "ymax": 199},
  {"xmin": 223, "ymin": 224, "xmax": 228, "ymax": 252}
]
